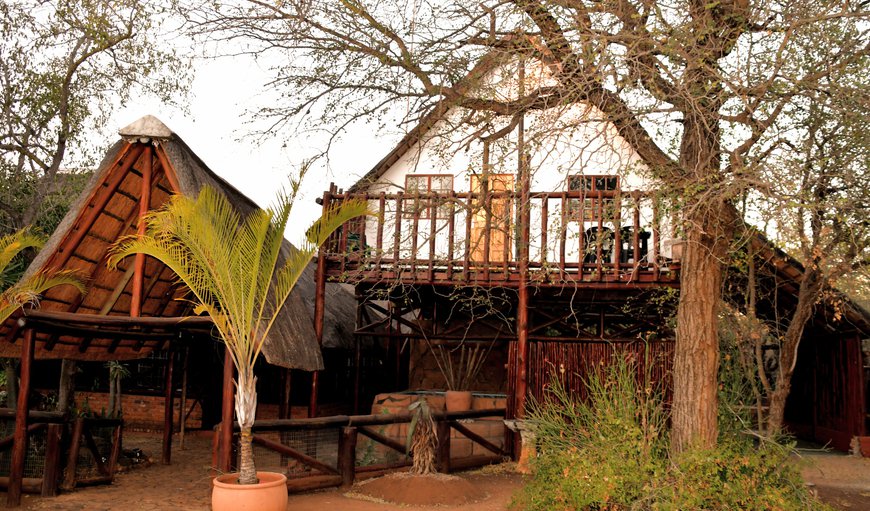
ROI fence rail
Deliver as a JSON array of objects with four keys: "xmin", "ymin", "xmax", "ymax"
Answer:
[{"xmin": 217, "ymin": 408, "xmax": 507, "ymax": 492}]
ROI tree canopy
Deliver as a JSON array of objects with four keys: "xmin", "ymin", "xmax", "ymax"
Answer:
[
  {"xmin": 188, "ymin": 0, "xmax": 870, "ymax": 450},
  {"xmin": 0, "ymin": 0, "xmax": 190, "ymax": 233}
]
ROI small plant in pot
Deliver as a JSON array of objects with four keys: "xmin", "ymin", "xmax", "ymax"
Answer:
[
  {"xmin": 110, "ymin": 184, "xmax": 367, "ymax": 510},
  {"xmin": 426, "ymin": 331, "xmax": 498, "ymax": 412}
]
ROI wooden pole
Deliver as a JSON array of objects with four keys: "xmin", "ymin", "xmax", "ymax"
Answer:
[
  {"xmin": 61, "ymin": 418, "xmax": 84, "ymax": 490},
  {"xmin": 436, "ymin": 420, "xmax": 451, "ymax": 473},
  {"xmin": 7, "ymin": 328, "xmax": 35, "ymax": 507},
  {"xmin": 161, "ymin": 350, "xmax": 174, "ymax": 464},
  {"xmin": 179, "ymin": 346, "xmax": 189, "ymax": 449},
  {"xmin": 219, "ymin": 346, "xmax": 234, "ymax": 472},
  {"xmin": 279, "ymin": 368, "xmax": 292, "ymax": 419},
  {"xmin": 513, "ymin": 62, "xmax": 531, "ymax": 459},
  {"xmin": 41, "ymin": 423, "xmax": 63, "ymax": 496},
  {"xmin": 310, "ymin": 189, "xmax": 330, "ymax": 418},
  {"xmin": 130, "ymin": 145, "xmax": 152, "ymax": 318},
  {"xmin": 338, "ymin": 426, "xmax": 358, "ymax": 487}
]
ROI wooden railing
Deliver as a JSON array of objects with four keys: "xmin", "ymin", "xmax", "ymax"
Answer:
[
  {"xmin": 0, "ymin": 410, "xmax": 65, "ymax": 498},
  {"xmin": 60, "ymin": 417, "xmax": 123, "ymax": 490},
  {"xmin": 320, "ymin": 186, "xmax": 679, "ymax": 287},
  {"xmin": 217, "ymin": 408, "xmax": 507, "ymax": 492},
  {"xmin": 0, "ymin": 410, "xmax": 124, "ymax": 505}
]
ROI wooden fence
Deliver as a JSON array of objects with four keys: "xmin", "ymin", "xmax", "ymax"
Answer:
[
  {"xmin": 0, "ymin": 409, "xmax": 123, "ymax": 503},
  {"xmin": 216, "ymin": 408, "xmax": 507, "ymax": 492}
]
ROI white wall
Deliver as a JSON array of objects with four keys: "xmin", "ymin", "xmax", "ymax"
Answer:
[{"xmin": 359, "ymin": 59, "xmax": 675, "ymax": 264}]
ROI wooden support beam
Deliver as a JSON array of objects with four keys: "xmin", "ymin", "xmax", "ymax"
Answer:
[
  {"xmin": 130, "ymin": 146, "xmax": 153, "ymax": 318},
  {"xmin": 108, "ymin": 424, "xmax": 123, "ymax": 481},
  {"xmin": 450, "ymin": 421, "xmax": 505, "ymax": 456},
  {"xmin": 40, "ymin": 423, "xmax": 63, "ymax": 497},
  {"xmin": 153, "ymin": 145, "xmax": 181, "ymax": 192},
  {"xmin": 60, "ymin": 418, "xmax": 83, "ymax": 490},
  {"xmin": 251, "ymin": 434, "xmax": 338, "ymax": 475},
  {"xmin": 338, "ymin": 426, "xmax": 357, "ymax": 487},
  {"xmin": 357, "ymin": 426, "xmax": 406, "ymax": 455},
  {"xmin": 162, "ymin": 350, "xmax": 174, "ymax": 464},
  {"xmin": 82, "ymin": 427, "xmax": 110, "ymax": 476},
  {"xmin": 310, "ymin": 229, "xmax": 328, "ymax": 418},
  {"xmin": 279, "ymin": 367, "xmax": 291, "ymax": 420},
  {"xmin": 47, "ymin": 144, "xmax": 144, "ymax": 271},
  {"xmin": 7, "ymin": 327, "xmax": 34, "ymax": 507},
  {"xmin": 436, "ymin": 420, "xmax": 451, "ymax": 474}
]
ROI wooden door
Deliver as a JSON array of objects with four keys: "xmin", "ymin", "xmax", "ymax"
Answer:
[{"xmin": 470, "ymin": 174, "xmax": 514, "ymax": 263}]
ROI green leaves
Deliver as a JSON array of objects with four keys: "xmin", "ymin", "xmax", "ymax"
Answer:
[
  {"xmin": 0, "ymin": 227, "xmax": 86, "ymax": 324},
  {"xmin": 108, "ymin": 184, "xmax": 367, "ymax": 405}
]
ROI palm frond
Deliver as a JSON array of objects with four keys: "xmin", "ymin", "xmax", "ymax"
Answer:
[
  {"xmin": 0, "ymin": 228, "xmax": 45, "ymax": 278},
  {"xmin": 0, "ymin": 269, "xmax": 86, "ymax": 324}
]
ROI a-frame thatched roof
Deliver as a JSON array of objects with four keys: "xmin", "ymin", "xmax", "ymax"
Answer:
[{"xmin": 0, "ymin": 115, "xmax": 357, "ymax": 369}]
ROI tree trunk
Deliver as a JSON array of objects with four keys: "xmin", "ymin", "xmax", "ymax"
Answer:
[
  {"xmin": 671, "ymin": 215, "xmax": 726, "ymax": 452},
  {"xmin": 237, "ymin": 427, "xmax": 258, "ymax": 484},
  {"xmin": 57, "ymin": 359, "xmax": 77, "ymax": 413},
  {"xmin": 670, "ymin": 103, "xmax": 731, "ymax": 453},
  {"xmin": 234, "ymin": 368, "xmax": 258, "ymax": 484},
  {"xmin": 766, "ymin": 267, "xmax": 824, "ymax": 435}
]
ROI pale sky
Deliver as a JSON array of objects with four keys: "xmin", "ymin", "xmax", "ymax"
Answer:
[{"xmin": 110, "ymin": 54, "xmax": 389, "ymax": 245}]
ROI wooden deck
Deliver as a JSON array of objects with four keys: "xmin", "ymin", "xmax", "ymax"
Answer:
[{"xmin": 320, "ymin": 186, "xmax": 680, "ymax": 288}]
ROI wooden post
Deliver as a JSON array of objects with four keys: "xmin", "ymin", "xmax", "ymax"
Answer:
[
  {"xmin": 310, "ymin": 195, "xmax": 329, "ymax": 418},
  {"xmin": 61, "ymin": 418, "xmax": 84, "ymax": 490},
  {"xmin": 436, "ymin": 420, "xmax": 451, "ymax": 473},
  {"xmin": 41, "ymin": 423, "xmax": 63, "ymax": 496},
  {"xmin": 107, "ymin": 423, "xmax": 123, "ymax": 481},
  {"xmin": 219, "ymin": 346, "xmax": 234, "ymax": 472},
  {"xmin": 8, "ymin": 327, "xmax": 35, "ymax": 507},
  {"xmin": 279, "ymin": 368, "xmax": 292, "ymax": 419},
  {"xmin": 514, "ymin": 73, "xmax": 531, "ymax": 459},
  {"xmin": 338, "ymin": 426, "xmax": 358, "ymax": 487},
  {"xmin": 353, "ymin": 331, "xmax": 362, "ymax": 415},
  {"xmin": 130, "ymin": 145, "xmax": 152, "ymax": 317},
  {"xmin": 179, "ymin": 346, "xmax": 189, "ymax": 449},
  {"xmin": 161, "ymin": 350, "xmax": 174, "ymax": 464}
]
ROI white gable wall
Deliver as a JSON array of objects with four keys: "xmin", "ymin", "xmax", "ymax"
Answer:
[{"xmin": 360, "ymin": 60, "xmax": 674, "ymax": 264}]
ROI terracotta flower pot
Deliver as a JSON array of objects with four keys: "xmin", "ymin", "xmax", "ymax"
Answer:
[
  {"xmin": 445, "ymin": 390, "xmax": 473, "ymax": 412},
  {"xmin": 212, "ymin": 471, "xmax": 288, "ymax": 511}
]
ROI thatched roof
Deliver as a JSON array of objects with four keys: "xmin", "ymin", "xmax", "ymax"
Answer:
[{"xmin": 0, "ymin": 116, "xmax": 357, "ymax": 369}]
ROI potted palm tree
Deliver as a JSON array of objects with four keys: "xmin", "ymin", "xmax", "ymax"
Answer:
[{"xmin": 109, "ymin": 184, "xmax": 367, "ymax": 510}]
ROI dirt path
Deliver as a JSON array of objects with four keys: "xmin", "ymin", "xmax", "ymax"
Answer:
[
  {"xmin": 799, "ymin": 449, "xmax": 870, "ymax": 510},
  {"xmin": 1, "ymin": 433, "xmax": 867, "ymax": 510}
]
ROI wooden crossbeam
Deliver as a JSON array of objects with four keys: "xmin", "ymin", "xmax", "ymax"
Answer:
[{"xmin": 251, "ymin": 434, "xmax": 338, "ymax": 475}]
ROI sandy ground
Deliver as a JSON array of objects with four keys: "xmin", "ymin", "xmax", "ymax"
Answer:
[
  {"xmin": 799, "ymin": 448, "xmax": 870, "ymax": 510},
  {"xmin": 0, "ymin": 433, "xmax": 867, "ymax": 510}
]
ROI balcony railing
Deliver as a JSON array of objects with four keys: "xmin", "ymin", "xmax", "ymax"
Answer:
[{"xmin": 320, "ymin": 187, "xmax": 680, "ymax": 287}]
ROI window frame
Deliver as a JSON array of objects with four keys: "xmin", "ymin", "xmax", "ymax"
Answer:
[
  {"xmin": 404, "ymin": 174, "xmax": 454, "ymax": 219},
  {"xmin": 567, "ymin": 174, "xmax": 620, "ymax": 221}
]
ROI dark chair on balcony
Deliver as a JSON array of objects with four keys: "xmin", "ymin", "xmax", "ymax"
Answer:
[
  {"xmin": 583, "ymin": 226, "xmax": 614, "ymax": 264},
  {"xmin": 618, "ymin": 226, "xmax": 651, "ymax": 264}
]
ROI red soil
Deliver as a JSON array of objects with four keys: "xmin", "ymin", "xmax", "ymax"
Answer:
[
  {"xmin": 0, "ymin": 432, "xmax": 866, "ymax": 510},
  {"xmin": 351, "ymin": 472, "xmax": 486, "ymax": 506}
]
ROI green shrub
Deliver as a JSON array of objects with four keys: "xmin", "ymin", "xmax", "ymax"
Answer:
[
  {"xmin": 513, "ymin": 354, "xmax": 830, "ymax": 511},
  {"xmin": 515, "ymin": 355, "xmax": 667, "ymax": 510}
]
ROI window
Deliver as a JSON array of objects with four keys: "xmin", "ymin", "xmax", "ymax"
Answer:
[
  {"xmin": 567, "ymin": 174, "xmax": 619, "ymax": 221},
  {"xmin": 404, "ymin": 174, "xmax": 454, "ymax": 219}
]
